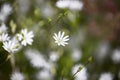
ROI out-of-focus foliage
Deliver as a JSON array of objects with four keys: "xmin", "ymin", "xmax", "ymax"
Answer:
[{"xmin": 0, "ymin": 0, "xmax": 120, "ymax": 80}]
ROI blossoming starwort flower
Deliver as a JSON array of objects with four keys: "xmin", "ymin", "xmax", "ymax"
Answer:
[
  {"xmin": 2, "ymin": 39, "xmax": 20, "ymax": 53},
  {"xmin": 53, "ymin": 31, "xmax": 69, "ymax": 46},
  {"xmin": 17, "ymin": 29, "xmax": 34, "ymax": 46}
]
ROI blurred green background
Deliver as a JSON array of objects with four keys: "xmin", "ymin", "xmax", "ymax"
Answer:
[{"xmin": 0, "ymin": 0, "xmax": 120, "ymax": 80}]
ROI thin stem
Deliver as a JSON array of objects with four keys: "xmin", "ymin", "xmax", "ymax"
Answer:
[
  {"xmin": 72, "ymin": 70, "xmax": 79, "ymax": 79},
  {"xmin": 10, "ymin": 54, "xmax": 16, "ymax": 71},
  {"xmin": 71, "ymin": 56, "xmax": 93, "ymax": 80}
]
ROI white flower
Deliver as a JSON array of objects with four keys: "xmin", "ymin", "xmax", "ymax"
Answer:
[
  {"xmin": 10, "ymin": 71, "xmax": 24, "ymax": 80},
  {"xmin": 72, "ymin": 48, "xmax": 82, "ymax": 62},
  {"xmin": 56, "ymin": 0, "xmax": 83, "ymax": 11},
  {"xmin": 111, "ymin": 49, "xmax": 120, "ymax": 63},
  {"xmin": 95, "ymin": 41, "xmax": 109, "ymax": 62},
  {"xmin": 53, "ymin": 31, "xmax": 69, "ymax": 46},
  {"xmin": 72, "ymin": 64, "xmax": 88, "ymax": 80},
  {"xmin": 49, "ymin": 51, "xmax": 59, "ymax": 62},
  {"xmin": 25, "ymin": 49, "xmax": 50, "ymax": 69},
  {"xmin": 0, "ymin": 23, "xmax": 7, "ymax": 34},
  {"xmin": 36, "ymin": 69, "xmax": 53, "ymax": 80},
  {"xmin": 0, "ymin": 33, "xmax": 10, "ymax": 42},
  {"xmin": 69, "ymin": 0, "xmax": 83, "ymax": 10},
  {"xmin": 1, "ymin": 3, "xmax": 12, "ymax": 15},
  {"xmin": 56, "ymin": 0, "xmax": 70, "ymax": 9},
  {"xmin": 99, "ymin": 72, "xmax": 113, "ymax": 80},
  {"xmin": 2, "ymin": 40, "xmax": 20, "ymax": 53},
  {"xmin": 0, "ymin": 3, "xmax": 12, "ymax": 22},
  {"xmin": 17, "ymin": 29, "xmax": 34, "ymax": 46}
]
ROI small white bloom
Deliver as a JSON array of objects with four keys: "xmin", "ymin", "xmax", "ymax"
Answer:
[
  {"xmin": 49, "ymin": 51, "xmax": 59, "ymax": 62},
  {"xmin": 72, "ymin": 64, "xmax": 88, "ymax": 80},
  {"xmin": 56, "ymin": 0, "xmax": 70, "ymax": 9},
  {"xmin": 56, "ymin": 0, "xmax": 83, "ymax": 11},
  {"xmin": 95, "ymin": 41, "xmax": 109, "ymax": 62},
  {"xmin": 17, "ymin": 29, "xmax": 34, "ymax": 46},
  {"xmin": 36, "ymin": 69, "xmax": 53, "ymax": 80},
  {"xmin": 2, "ymin": 40, "xmax": 20, "ymax": 53},
  {"xmin": 10, "ymin": 71, "xmax": 24, "ymax": 80},
  {"xmin": 0, "ymin": 23, "xmax": 7, "ymax": 34},
  {"xmin": 53, "ymin": 31, "xmax": 69, "ymax": 46},
  {"xmin": 72, "ymin": 49, "xmax": 82, "ymax": 62},
  {"xmin": 1, "ymin": 3, "xmax": 12, "ymax": 15},
  {"xmin": 69, "ymin": 1, "xmax": 83, "ymax": 10},
  {"xmin": 0, "ymin": 33, "xmax": 10, "ymax": 42},
  {"xmin": 111, "ymin": 49, "xmax": 120, "ymax": 63},
  {"xmin": 0, "ymin": 3, "xmax": 12, "ymax": 22},
  {"xmin": 99, "ymin": 72, "xmax": 113, "ymax": 80},
  {"xmin": 25, "ymin": 49, "xmax": 50, "ymax": 69}
]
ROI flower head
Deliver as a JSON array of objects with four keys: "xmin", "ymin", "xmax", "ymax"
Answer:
[
  {"xmin": 10, "ymin": 71, "xmax": 24, "ymax": 80},
  {"xmin": 2, "ymin": 39, "xmax": 20, "ymax": 53},
  {"xmin": 53, "ymin": 31, "xmax": 69, "ymax": 46},
  {"xmin": 17, "ymin": 29, "xmax": 34, "ymax": 46}
]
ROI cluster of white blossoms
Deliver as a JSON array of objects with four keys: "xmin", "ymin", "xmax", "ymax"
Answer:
[
  {"xmin": 10, "ymin": 71, "xmax": 24, "ymax": 80},
  {"xmin": 53, "ymin": 31, "xmax": 69, "ymax": 46},
  {"xmin": 0, "ymin": 3, "xmax": 34, "ymax": 54},
  {"xmin": 0, "ymin": 25, "xmax": 34, "ymax": 53}
]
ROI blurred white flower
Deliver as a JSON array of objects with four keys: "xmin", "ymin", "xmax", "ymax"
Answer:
[
  {"xmin": 49, "ymin": 51, "xmax": 59, "ymax": 62},
  {"xmin": 0, "ymin": 33, "xmax": 10, "ymax": 42},
  {"xmin": 95, "ymin": 41, "xmax": 109, "ymax": 62},
  {"xmin": 72, "ymin": 48, "xmax": 82, "ymax": 62},
  {"xmin": 99, "ymin": 72, "xmax": 113, "ymax": 80},
  {"xmin": 41, "ymin": 5, "xmax": 54, "ymax": 17},
  {"xmin": 17, "ymin": 29, "xmax": 34, "ymax": 46},
  {"xmin": 0, "ymin": 23, "xmax": 7, "ymax": 34},
  {"xmin": 56, "ymin": 0, "xmax": 83, "ymax": 11},
  {"xmin": 10, "ymin": 71, "xmax": 24, "ymax": 80},
  {"xmin": 56, "ymin": 0, "xmax": 70, "ymax": 9},
  {"xmin": 1, "ymin": 3, "xmax": 12, "ymax": 15},
  {"xmin": 2, "ymin": 39, "xmax": 20, "ymax": 53},
  {"xmin": 53, "ymin": 31, "xmax": 69, "ymax": 46},
  {"xmin": 17, "ymin": 0, "xmax": 30, "ymax": 15},
  {"xmin": 72, "ymin": 64, "xmax": 88, "ymax": 80},
  {"xmin": 25, "ymin": 49, "xmax": 50, "ymax": 69},
  {"xmin": 0, "ymin": 3, "xmax": 12, "ymax": 22},
  {"xmin": 36, "ymin": 69, "xmax": 53, "ymax": 80},
  {"xmin": 111, "ymin": 49, "xmax": 120, "ymax": 63}
]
